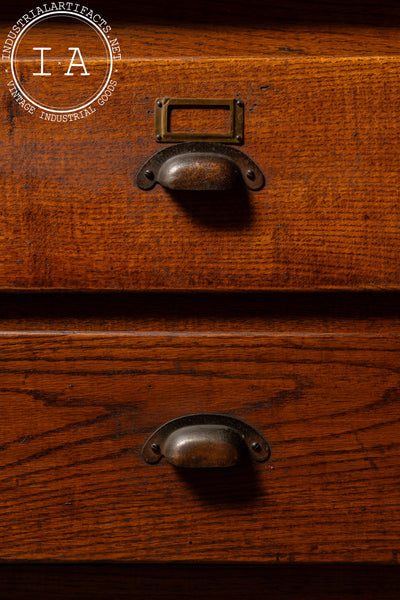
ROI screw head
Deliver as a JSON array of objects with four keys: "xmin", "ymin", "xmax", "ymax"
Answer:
[
  {"xmin": 151, "ymin": 443, "xmax": 161, "ymax": 454},
  {"xmin": 156, "ymin": 99, "xmax": 163, "ymax": 108},
  {"xmin": 251, "ymin": 441, "xmax": 262, "ymax": 453},
  {"xmin": 236, "ymin": 99, "xmax": 243, "ymax": 107},
  {"xmin": 144, "ymin": 170, "xmax": 154, "ymax": 180},
  {"xmin": 236, "ymin": 134, "xmax": 242, "ymax": 142},
  {"xmin": 156, "ymin": 134, "xmax": 162, "ymax": 141},
  {"xmin": 247, "ymin": 169, "xmax": 255, "ymax": 180}
]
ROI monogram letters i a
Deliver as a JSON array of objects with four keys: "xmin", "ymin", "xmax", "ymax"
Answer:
[{"xmin": 32, "ymin": 47, "xmax": 90, "ymax": 76}]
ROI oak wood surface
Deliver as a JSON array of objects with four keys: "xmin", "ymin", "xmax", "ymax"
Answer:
[
  {"xmin": 0, "ymin": 331, "xmax": 398, "ymax": 562},
  {"xmin": 2, "ymin": 21, "xmax": 400, "ymax": 58},
  {"xmin": 1, "ymin": 0, "xmax": 400, "ymax": 581},
  {"xmin": 1, "ymin": 57, "xmax": 400, "ymax": 290},
  {"xmin": 1, "ymin": 564, "xmax": 400, "ymax": 600}
]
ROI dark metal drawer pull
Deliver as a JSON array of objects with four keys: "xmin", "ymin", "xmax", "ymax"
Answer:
[
  {"xmin": 136, "ymin": 142, "xmax": 265, "ymax": 192},
  {"xmin": 141, "ymin": 413, "xmax": 271, "ymax": 468}
]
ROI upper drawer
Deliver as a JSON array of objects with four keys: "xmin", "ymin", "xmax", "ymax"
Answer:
[{"xmin": 1, "ymin": 10, "xmax": 400, "ymax": 290}]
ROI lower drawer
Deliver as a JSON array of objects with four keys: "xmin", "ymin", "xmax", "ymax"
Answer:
[{"xmin": 0, "ymin": 332, "xmax": 399, "ymax": 562}]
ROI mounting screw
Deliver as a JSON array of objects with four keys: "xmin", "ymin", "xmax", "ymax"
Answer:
[
  {"xmin": 236, "ymin": 100, "xmax": 243, "ymax": 107},
  {"xmin": 144, "ymin": 170, "xmax": 154, "ymax": 180},
  {"xmin": 236, "ymin": 134, "xmax": 242, "ymax": 142},
  {"xmin": 247, "ymin": 169, "xmax": 255, "ymax": 180},
  {"xmin": 151, "ymin": 443, "xmax": 161, "ymax": 454},
  {"xmin": 156, "ymin": 134, "xmax": 162, "ymax": 141},
  {"xmin": 156, "ymin": 99, "xmax": 163, "ymax": 108},
  {"xmin": 251, "ymin": 441, "xmax": 262, "ymax": 453}
]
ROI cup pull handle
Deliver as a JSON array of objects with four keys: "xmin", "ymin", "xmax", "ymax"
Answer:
[
  {"xmin": 141, "ymin": 413, "xmax": 271, "ymax": 468},
  {"xmin": 136, "ymin": 142, "xmax": 265, "ymax": 192}
]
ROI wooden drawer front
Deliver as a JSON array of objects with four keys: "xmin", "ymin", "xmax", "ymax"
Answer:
[
  {"xmin": 0, "ymin": 332, "xmax": 398, "ymax": 562},
  {"xmin": 1, "ymin": 57, "xmax": 400, "ymax": 291}
]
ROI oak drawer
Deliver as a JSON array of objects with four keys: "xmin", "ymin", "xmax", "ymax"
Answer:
[
  {"xmin": 1, "ymin": 8, "xmax": 400, "ymax": 291},
  {"xmin": 0, "ymin": 331, "xmax": 399, "ymax": 562}
]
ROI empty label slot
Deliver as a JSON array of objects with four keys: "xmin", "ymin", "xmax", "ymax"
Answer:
[{"xmin": 168, "ymin": 105, "xmax": 231, "ymax": 135}]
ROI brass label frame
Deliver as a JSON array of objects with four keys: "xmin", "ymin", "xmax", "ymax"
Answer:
[{"xmin": 154, "ymin": 97, "xmax": 244, "ymax": 144}]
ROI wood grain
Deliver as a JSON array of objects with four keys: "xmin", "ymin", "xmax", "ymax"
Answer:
[
  {"xmin": 1, "ymin": 57, "xmax": 400, "ymax": 290},
  {"xmin": 1, "ymin": 564, "xmax": 400, "ymax": 600},
  {"xmin": 2, "ymin": 21, "xmax": 400, "ymax": 58},
  {"xmin": 0, "ymin": 332, "xmax": 398, "ymax": 562}
]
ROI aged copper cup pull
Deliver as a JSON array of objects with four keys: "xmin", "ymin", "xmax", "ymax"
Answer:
[
  {"xmin": 136, "ymin": 142, "xmax": 265, "ymax": 192},
  {"xmin": 141, "ymin": 413, "xmax": 271, "ymax": 468}
]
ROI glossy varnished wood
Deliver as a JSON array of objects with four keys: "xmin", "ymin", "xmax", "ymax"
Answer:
[
  {"xmin": 1, "ymin": 57, "xmax": 400, "ymax": 290},
  {"xmin": 0, "ymin": 332, "xmax": 398, "ymax": 561}
]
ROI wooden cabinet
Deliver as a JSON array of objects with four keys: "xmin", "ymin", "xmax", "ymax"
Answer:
[{"xmin": 0, "ymin": 0, "xmax": 399, "ymax": 597}]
